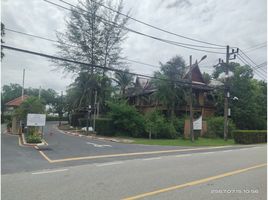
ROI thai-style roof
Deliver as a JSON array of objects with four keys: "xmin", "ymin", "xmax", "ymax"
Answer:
[
  {"xmin": 5, "ymin": 95, "xmax": 29, "ymax": 107},
  {"xmin": 126, "ymin": 63, "xmax": 213, "ymax": 97},
  {"xmin": 183, "ymin": 61, "xmax": 205, "ymax": 84}
]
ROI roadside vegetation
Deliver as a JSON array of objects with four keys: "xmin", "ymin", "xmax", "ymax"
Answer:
[{"xmin": 1, "ymin": 0, "xmax": 266, "ymax": 146}]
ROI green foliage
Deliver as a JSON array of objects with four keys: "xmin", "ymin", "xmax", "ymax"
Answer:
[
  {"xmin": 26, "ymin": 134, "xmax": 42, "ymax": 143},
  {"xmin": 15, "ymin": 97, "xmax": 45, "ymax": 120},
  {"xmin": 26, "ymin": 127, "xmax": 42, "ymax": 143},
  {"xmin": 233, "ymin": 130, "xmax": 267, "ymax": 144},
  {"xmin": 78, "ymin": 118, "xmax": 88, "ymax": 127},
  {"xmin": 144, "ymin": 110, "xmax": 177, "ymax": 139},
  {"xmin": 70, "ymin": 113, "xmax": 87, "ymax": 127},
  {"xmin": 46, "ymin": 116, "xmax": 68, "ymax": 121},
  {"xmin": 202, "ymin": 72, "xmax": 211, "ymax": 84},
  {"xmin": 153, "ymin": 55, "xmax": 187, "ymax": 118},
  {"xmin": 94, "ymin": 118, "xmax": 114, "ymax": 136},
  {"xmin": 206, "ymin": 117, "xmax": 236, "ymax": 138},
  {"xmin": 170, "ymin": 116, "xmax": 186, "ymax": 136},
  {"xmin": 113, "ymin": 69, "xmax": 134, "ymax": 96},
  {"xmin": 212, "ymin": 63, "xmax": 267, "ymax": 130},
  {"xmin": 107, "ymin": 100, "xmax": 145, "ymax": 137}
]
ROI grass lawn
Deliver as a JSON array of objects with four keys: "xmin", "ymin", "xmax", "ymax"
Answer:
[{"xmin": 132, "ymin": 137, "xmax": 235, "ymax": 146}]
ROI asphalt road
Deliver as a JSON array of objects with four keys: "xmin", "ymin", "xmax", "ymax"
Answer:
[
  {"xmin": 2, "ymin": 144, "xmax": 266, "ymax": 200},
  {"xmin": 1, "ymin": 122, "xmax": 267, "ymax": 199},
  {"xmin": 2, "ymin": 122, "xmax": 259, "ymax": 173}
]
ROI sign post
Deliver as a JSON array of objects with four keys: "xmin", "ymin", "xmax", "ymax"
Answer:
[
  {"xmin": 27, "ymin": 114, "xmax": 46, "ymax": 139},
  {"xmin": 193, "ymin": 116, "xmax": 202, "ymax": 139}
]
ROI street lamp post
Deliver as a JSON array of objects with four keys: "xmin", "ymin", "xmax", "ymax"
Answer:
[
  {"xmin": 189, "ymin": 55, "xmax": 207, "ymax": 142},
  {"xmin": 86, "ymin": 105, "xmax": 92, "ymax": 135}
]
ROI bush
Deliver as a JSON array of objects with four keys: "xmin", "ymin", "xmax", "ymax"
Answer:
[
  {"xmin": 205, "ymin": 117, "xmax": 236, "ymax": 138},
  {"xmin": 107, "ymin": 101, "xmax": 145, "ymax": 137},
  {"xmin": 144, "ymin": 110, "xmax": 177, "ymax": 139},
  {"xmin": 26, "ymin": 134, "xmax": 42, "ymax": 143},
  {"xmin": 94, "ymin": 118, "xmax": 114, "ymax": 136},
  {"xmin": 46, "ymin": 115, "xmax": 68, "ymax": 121},
  {"xmin": 170, "ymin": 116, "xmax": 186, "ymax": 136},
  {"xmin": 233, "ymin": 130, "xmax": 267, "ymax": 144},
  {"xmin": 70, "ymin": 112, "xmax": 86, "ymax": 127},
  {"xmin": 78, "ymin": 118, "xmax": 88, "ymax": 127}
]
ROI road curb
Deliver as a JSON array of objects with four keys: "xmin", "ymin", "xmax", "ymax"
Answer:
[
  {"xmin": 55, "ymin": 125, "xmax": 133, "ymax": 143},
  {"xmin": 20, "ymin": 133, "xmax": 48, "ymax": 147}
]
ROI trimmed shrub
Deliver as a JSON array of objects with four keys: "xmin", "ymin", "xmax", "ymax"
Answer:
[
  {"xmin": 107, "ymin": 101, "xmax": 145, "ymax": 137},
  {"xmin": 46, "ymin": 116, "xmax": 68, "ymax": 121},
  {"xmin": 94, "ymin": 118, "xmax": 114, "ymax": 136},
  {"xmin": 26, "ymin": 134, "xmax": 42, "ymax": 143},
  {"xmin": 205, "ymin": 117, "xmax": 236, "ymax": 138},
  {"xmin": 233, "ymin": 130, "xmax": 267, "ymax": 144}
]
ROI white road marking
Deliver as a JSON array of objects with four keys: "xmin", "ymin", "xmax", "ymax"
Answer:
[
  {"xmin": 221, "ymin": 150, "xmax": 233, "ymax": 153},
  {"xmin": 96, "ymin": 161, "xmax": 123, "ymax": 167},
  {"xmin": 199, "ymin": 151, "xmax": 215, "ymax": 155},
  {"xmin": 142, "ymin": 157, "xmax": 162, "ymax": 161},
  {"xmin": 175, "ymin": 154, "xmax": 192, "ymax": 158},
  {"xmin": 86, "ymin": 142, "xmax": 112, "ymax": 148},
  {"xmin": 31, "ymin": 169, "xmax": 68, "ymax": 175}
]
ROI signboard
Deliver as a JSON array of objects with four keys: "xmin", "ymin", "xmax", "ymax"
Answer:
[
  {"xmin": 27, "ymin": 114, "xmax": 46, "ymax": 126},
  {"xmin": 193, "ymin": 116, "xmax": 202, "ymax": 130}
]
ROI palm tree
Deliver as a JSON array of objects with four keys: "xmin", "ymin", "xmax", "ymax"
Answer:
[
  {"xmin": 153, "ymin": 56, "xmax": 187, "ymax": 118},
  {"xmin": 113, "ymin": 69, "xmax": 134, "ymax": 96}
]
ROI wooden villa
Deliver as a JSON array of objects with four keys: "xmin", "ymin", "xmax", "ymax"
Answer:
[{"xmin": 126, "ymin": 63, "xmax": 215, "ymax": 118}]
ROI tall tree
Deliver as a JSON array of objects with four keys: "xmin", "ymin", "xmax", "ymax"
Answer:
[
  {"xmin": 113, "ymin": 69, "xmax": 134, "ymax": 96},
  {"xmin": 213, "ymin": 62, "xmax": 267, "ymax": 130},
  {"xmin": 153, "ymin": 56, "xmax": 187, "ymax": 118},
  {"xmin": 53, "ymin": 0, "xmax": 129, "ymax": 111}
]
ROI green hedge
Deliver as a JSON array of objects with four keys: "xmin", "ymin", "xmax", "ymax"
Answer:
[
  {"xmin": 46, "ymin": 116, "xmax": 68, "ymax": 121},
  {"xmin": 94, "ymin": 118, "xmax": 114, "ymax": 136},
  {"xmin": 233, "ymin": 130, "xmax": 267, "ymax": 144}
]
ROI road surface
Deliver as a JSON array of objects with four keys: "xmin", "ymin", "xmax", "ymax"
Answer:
[{"xmin": 1, "ymin": 122, "xmax": 267, "ymax": 199}]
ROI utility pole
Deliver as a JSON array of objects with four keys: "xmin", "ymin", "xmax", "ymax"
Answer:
[
  {"xmin": 59, "ymin": 91, "xmax": 63, "ymax": 127},
  {"xmin": 93, "ymin": 90, "xmax": 97, "ymax": 131},
  {"xmin": 21, "ymin": 68, "xmax": 25, "ymax": 101},
  {"xmin": 38, "ymin": 86, "xmax": 41, "ymax": 99},
  {"xmin": 189, "ymin": 55, "xmax": 194, "ymax": 142},
  {"xmin": 223, "ymin": 45, "xmax": 239, "ymax": 141},
  {"xmin": 224, "ymin": 45, "xmax": 230, "ymax": 141}
]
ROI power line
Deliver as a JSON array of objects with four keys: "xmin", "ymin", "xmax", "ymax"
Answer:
[
  {"xmin": 239, "ymin": 50, "xmax": 267, "ymax": 76},
  {"xmin": 3, "ymin": 44, "xmax": 215, "ymax": 88},
  {"xmin": 244, "ymin": 42, "xmax": 267, "ymax": 51},
  {"xmin": 43, "ymin": 0, "xmax": 225, "ymax": 55},
  {"xmin": 237, "ymin": 54, "xmax": 266, "ymax": 79},
  {"xmin": 5, "ymin": 27, "xmax": 161, "ymax": 69},
  {"xmin": 245, "ymin": 44, "xmax": 266, "ymax": 53},
  {"xmin": 60, "ymin": 0, "xmax": 225, "ymax": 48},
  {"xmin": 5, "ymin": 28, "xmax": 57, "ymax": 43}
]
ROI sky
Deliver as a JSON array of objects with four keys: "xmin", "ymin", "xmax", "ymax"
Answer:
[{"xmin": 1, "ymin": 0, "xmax": 267, "ymax": 93}]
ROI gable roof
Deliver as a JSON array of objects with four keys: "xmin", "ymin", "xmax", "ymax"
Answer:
[
  {"xmin": 183, "ymin": 62, "xmax": 205, "ymax": 84},
  {"xmin": 5, "ymin": 95, "xmax": 29, "ymax": 107}
]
